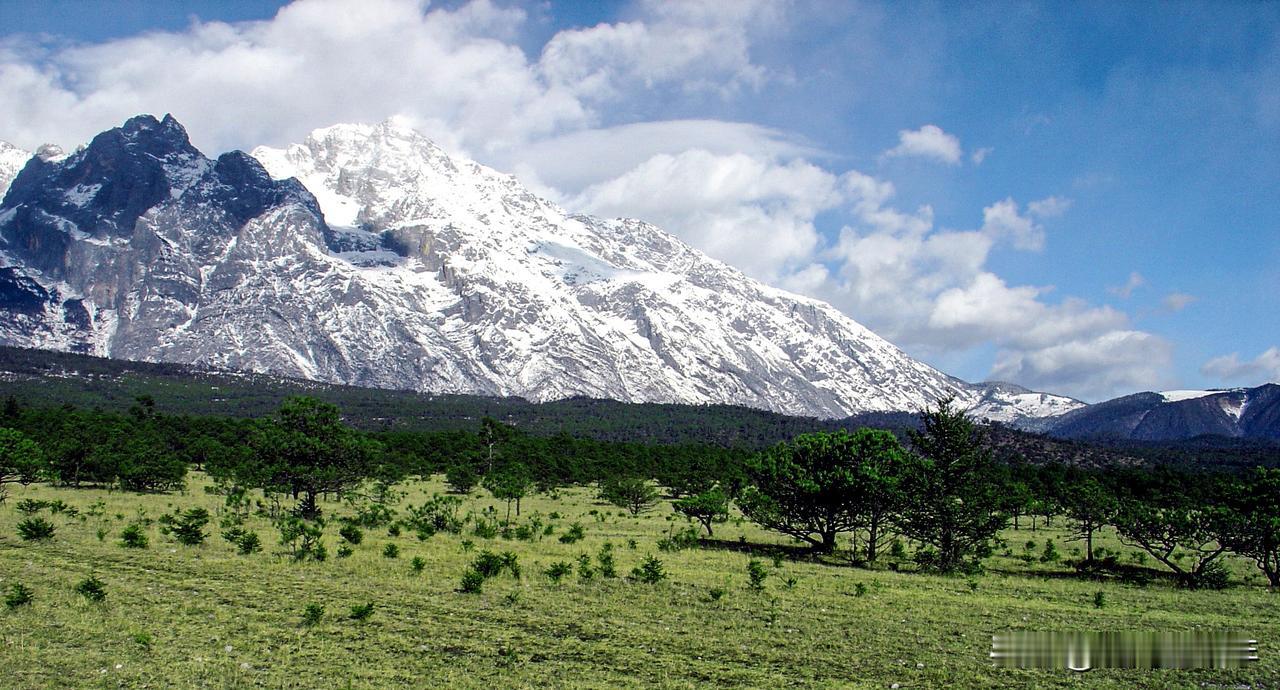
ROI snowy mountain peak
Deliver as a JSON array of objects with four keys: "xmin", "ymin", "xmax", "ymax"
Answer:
[
  {"xmin": 0, "ymin": 140, "xmax": 29, "ymax": 200},
  {"xmin": 0, "ymin": 115, "xmax": 1081, "ymax": 422}
]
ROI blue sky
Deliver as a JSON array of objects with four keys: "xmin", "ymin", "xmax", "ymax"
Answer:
[{"xmin": 1, "ymin": 0, "xmax": 1276, "ymax": 401}]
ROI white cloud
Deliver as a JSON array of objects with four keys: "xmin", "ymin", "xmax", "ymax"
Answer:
[
  {"xmin": 1161, "ymin": 292, "xmax": 1197, "ymax": 312},
  {"xmin": 882, "ymin": 124, "xmax": 962, "ymax": 165},
  {"xmin": 980, "ymin": 197, "xmax": 1045, "ymax": 251},
  {"xmin": 0, "ymin": 0, "xmax": 776, "ymax": 161},
  {"xmin": 1028, "ymin": 195, "xmax": 1072, "ymax": 218},
  {"xmin": 970, "ymin": 146, "xmax": 993, "ymax": 165},
  {"xmin": 990, "ymin": 331, "xmax": 1174, "ymax": 401},
  {"xmin": 1201, "ymin": 347, "xmax": 1280, "ymax": 385},
  {"xmin": 1108, "ymin": 271, "xmax": 1146, "ymax": 298},
  {"xmin": 569, "ymin": 149, "xmax": 841, "ymax": 282},
  {"xmin": 805, "ymin": 175, "xmax": 1170, "ymax": 401},
  {"xmin": 500, "ymin": 119, "xmax": 817, "ymax": 194},
  {"xmin": 539, "ymin": 0, "xmax": 777, "ymax": 102}
]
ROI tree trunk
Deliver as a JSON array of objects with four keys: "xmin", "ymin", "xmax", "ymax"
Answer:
[
  {"xmin": 1085, "ymin": 526, "xmax": 1094, "ymax": 562},
  {"xmin": 817, "ymin": 530, "xmax": 838, "ymax": 553},
  {"xmin": 865, "ymin": 521, "xmax": 880, "ymax": 563}
]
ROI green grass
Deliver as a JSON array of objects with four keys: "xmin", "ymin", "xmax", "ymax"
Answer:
[{"xmin": 1, "ymin": 475, "xmax": 1275, "ymax": 688}]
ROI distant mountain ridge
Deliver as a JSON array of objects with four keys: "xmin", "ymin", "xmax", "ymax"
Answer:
[
  {"xmin": 1044, "ymin": 385, "xmax": 1280, "ymax": 441},
  {"xmin": 0, "ymin": 114, "xmax": 1078, "ymax": 421}
]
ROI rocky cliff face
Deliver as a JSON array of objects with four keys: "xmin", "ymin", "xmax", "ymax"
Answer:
[{"xmin": 0, "ymin": 114, "xmax": 1081, "ymax": 421}]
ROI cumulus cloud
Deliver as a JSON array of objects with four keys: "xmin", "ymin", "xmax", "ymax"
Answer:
[
  {"xmin": 969, "ymin": 146, "xmax": 993, "ymax": 165},
  {"xmin": 980, "ymin": 198, "xmax": 1045, "ymax": 251},
  {"xmin": 882, "ymin": 124, "xmax": 963, "ymax": 165},
  {"xmin": 0, "ymin": 0, "xmax": 774, "ymax": 160},
  {"xmin": 805, "ymin": 175, "xmax": 1170, "ymax": 401},
  {"xmin": 1201, "ymin": 347, "xmax": 1280, "ymax": 385},
  {"xmin": 539, "ymin": 0, "xmax": 778, "ymax": 101}
]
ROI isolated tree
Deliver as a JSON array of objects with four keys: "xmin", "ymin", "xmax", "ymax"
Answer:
[
  {"xmin": 248, "ymin": 397, "xmax": 383, "ymax": 520},
  {"xmin": 738, "ymin": 430, "xmax": 875, "ymax": 553},
  {"xmin": 478, "ymin": 417, "xmax": 515, "ymax": 474},
  {"xmin": 895, "ymin": 398, "xmax": 1007, "ymax": 573},
  {"xmin": 445, "ymin": 463, "xmax": 479, "ymax": 494},
  {"xmin": 484, "ymin": 462, "xmax": 533, "ymax": 521},
  {"xmin": 600, "ymin": 476, "xmax": 660, "ymax": 516},
  {"xmin": 1057, "ymin": 472, "xmax": 1118, "ymax": 563},
  {"xmin": 672, "ymin": 486, "xmax": 730, "ymax": 536}
]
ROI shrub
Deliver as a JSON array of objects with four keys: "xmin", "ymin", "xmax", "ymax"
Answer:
[
  {"xmin": 276, "ymin": 516, "xmax": 326, "ymax": 562},
  {"xmin": 17, "ymin": 516, "xmax": 55, "ymax": 542},
  {"xmin": 708, "ymin": 587, "xmax": 726, "ymax": 601},
  {"xmin": 854, "ymin": 582, "xmax": 868, "ymax": 597},
  {"xmin": 1188, "ymin": 561, "xmax": 1231, "ymax": 590},
  {"xmin": 1093, "ymin": 591, "xmax": 1106, "ymax": 609},
  {"xmin": 558, "ymin": 522, "xmax": 585, "ymax": 544},
  {"xmin": 746, "ymin": 559, "xmax": 768, "ymax": 592},
  {"xmin": 597, "ymin": 543, "xmax": 618, "ymax": 579},
  {"xmin": 459, "ymin": 568, "xmax": 485, "ymax": 593},
  {"xmin": 544, "ymin": 561, "xmax": 572, "ymax": 583},
  {"xmin": 75, "ymin": 576, "xmax": 107, "ymax": 603},
  {"xmin": 404, "ymin": 495, "xmax": 465, "ymax": 536},
  {"xmin": 657, "ymin": 525, "xmax": 701, "ymax": 552},
  {"xmin": 411, "ymin": 556, "xmax": 427, "ymax": 573},
  {"xmin": 473, "ymin": 516, "xmax": 500, "ymax": 539},
  {"xmin": 1040, "ymin": 539, "xmax": 1060, "ymax": 564},
  {"xmin": 348, "ymin": 602, "xmax": 375, "ymax": 621},
  {"xmin": 171, "ymin": 508, "xmax": 210, "ymax": 546},
  {"xmin": 16, "ymin": 499, "xmax": 47, "ymax": 515},
  {"xmin": 576, "ymin": 554, "xmax": 595, "ymax": 582},
  {"xmin": 631, "ymin": 554, "xmax": 666, "ymax": 584},
  {"xmin": 301, "ymin": 603, "xmax": 324, "ymax": 627},
  {"xmin": 337, "ymin": 544, "xmax": 354, "ymax": 558},
  {"xmin": 338, "ymin": 524, "xmax": 364, "ymax": 545},
  {"xmin": 348, "ymin": 503, "xmax": 396, "ymax": 528},
  {"xmin": 472, "ymin": 551, "xmax": 520, "ymax": 579},
  {"xmin": 119, "ymin": 523, "xmax": 149, "ymax": 549},
  {"xmin": 387, "ymin": 524, "xmax": 401, "ymax": 538},
  {"xmin": 235, "ymin": 531, "xmax": 262, "ymax": 555},
  {"xmin": 383, "ymin": 543, "xmax": 400, "ymax": 559},
  {"xmin": 5, "ymin": 583, "xmax": 33, "ymax": 609}
]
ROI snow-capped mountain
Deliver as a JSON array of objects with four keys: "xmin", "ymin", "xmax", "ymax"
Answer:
[{"xmin": 0, "ymin": 114, "xmax": 1081, "ymax": 421}]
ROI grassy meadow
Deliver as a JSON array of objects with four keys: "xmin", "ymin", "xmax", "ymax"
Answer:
[{"xmin": 1, "ymin": 474, "xmax": 1276, "ymax": 689}]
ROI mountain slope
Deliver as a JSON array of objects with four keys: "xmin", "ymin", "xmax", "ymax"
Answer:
[
  {"xmin": 0, "ymin": 114, "xmax": 1080, "ymax": 421},
  {"xmin": 1046, "ymin": 384, "xmax": 1280, "ymax": 441}
]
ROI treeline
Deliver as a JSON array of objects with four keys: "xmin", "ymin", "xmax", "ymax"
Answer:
[
  {"xmin": 1, "ymin": 394, "xmax": 1277, "ymax": 589},
  {"xmin": 0, "ymin": 395, "xmax": 746, "ymax": 500}
]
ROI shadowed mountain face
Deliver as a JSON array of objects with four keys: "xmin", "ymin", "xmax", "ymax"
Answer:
[
  {"xmin": 1046, "ymin": 384, "xmax": 1280, "ymax": 441},
  {"xmin": 0, "ymin": 114, "xmax": 1079, "ymax": 422}
]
